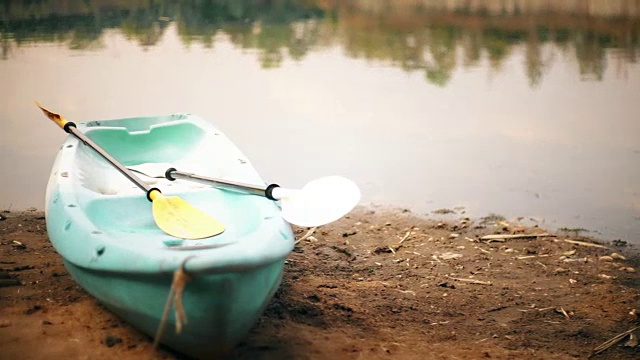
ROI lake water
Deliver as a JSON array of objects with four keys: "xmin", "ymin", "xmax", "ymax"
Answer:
[{"xmin": 1, "ymin": 0, "xmax": 639, "ymax": 243}]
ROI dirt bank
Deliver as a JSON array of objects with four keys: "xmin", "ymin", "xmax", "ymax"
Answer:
[{"xmin": 1, "ymin": 208, "xmax": 639, "ymax": 359}]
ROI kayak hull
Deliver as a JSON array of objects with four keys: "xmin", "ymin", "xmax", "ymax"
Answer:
[
  {"xmin": 45, "ymin": 113, "xmax": 294, "ymax": 358},
  {"xmin": 63, "ymin": 259, "xmax": 284, "ymax": 357}
]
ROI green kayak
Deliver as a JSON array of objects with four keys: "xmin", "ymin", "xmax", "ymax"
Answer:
[{"xmin": 44, "ymin": 113, "xmax": 294, "ymax": 358}]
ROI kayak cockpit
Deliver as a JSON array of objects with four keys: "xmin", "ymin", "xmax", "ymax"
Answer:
[{"xmin": 81, "ymin": 120, "xmax": 205, "ymax": 166}]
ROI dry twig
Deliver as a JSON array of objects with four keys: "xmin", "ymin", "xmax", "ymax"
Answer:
[
  {"xmin": 295, "ymin": 226, "xmax": 318, "ymax": 245},
  {"xmin": 398, "ymin": 229, "xmax": 413, "ymax": 244},
  {"xmin": 563, "ymin": 239, "xmax": 608, "ymax": 249},
  {"xmin": 445, "ymin": 275, "xmax": 492, "ymax": 285},
  {"xmin": 481, "ymin": 233, "xmax": 556, "ymax": 241},
  {"xmin": 589, "ymin": 325, "xmax": 640, "ymax": 358},
  {"xmin": 558, "ymin": 307, "xmax": 571, "ymax": 320},
  {"xmin": 516, "ymin": 254, "xmax": 550, "ymax": 260},
  {"xmin": 476, "ymin": 247, "xmax": 491, "ymax": 254}
]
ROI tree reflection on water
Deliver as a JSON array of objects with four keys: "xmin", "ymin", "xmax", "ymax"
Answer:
[{"xmin": 1, "ymin": 0, "xmax": 639, "ymax": 86}]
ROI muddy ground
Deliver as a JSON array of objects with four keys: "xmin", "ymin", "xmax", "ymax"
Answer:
[{"xmin": 1, "ymin": 207, "xmax": 639, "ymax": 359}]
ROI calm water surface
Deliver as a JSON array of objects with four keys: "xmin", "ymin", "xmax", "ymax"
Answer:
[{"xmin": 1, "ymin": 0, "xmax": 639, "ymax": 243}]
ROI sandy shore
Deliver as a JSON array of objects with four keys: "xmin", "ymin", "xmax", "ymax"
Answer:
[{"xmin": 1, "ymin": 208, "xmax": 639, "ymax": 359}]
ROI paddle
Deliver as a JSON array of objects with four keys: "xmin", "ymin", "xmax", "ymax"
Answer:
[
  {"xmin": 36, "ymin": 103, "xmax": 225, "ymax": 239},
  {"xmin": 128, "ymin": 164, "xmax": 361, "ymax": 227}
]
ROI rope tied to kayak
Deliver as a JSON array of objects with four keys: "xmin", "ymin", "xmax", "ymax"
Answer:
[{"xmin": 153, "ymin": 257, "xmax": 193, "ymax": 349}]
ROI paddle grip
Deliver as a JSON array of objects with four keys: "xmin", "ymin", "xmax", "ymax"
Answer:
[
  {"xmin": 165, "ymin": 168, "xmax": 177, "ymax": 181},
  {"xmin": 146, "ymin": 188, "xmax": 161, "ymax": 202},
  {"xmin": 265, "ymin": 184, "xmax": 280, "ymax": 201},
  {"xmin": 63, "ymin": 122, "xmax": 77, "ymax": 133}
]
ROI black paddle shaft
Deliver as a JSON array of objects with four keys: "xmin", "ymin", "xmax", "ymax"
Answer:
[{"xmin": 66, "ymin": 124, "xmax": 159, "ymax": 201}]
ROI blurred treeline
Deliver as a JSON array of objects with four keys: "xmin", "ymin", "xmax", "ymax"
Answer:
[{"xmin": 2, "ymin": 0, "xmax": 639, "ymax": 86}]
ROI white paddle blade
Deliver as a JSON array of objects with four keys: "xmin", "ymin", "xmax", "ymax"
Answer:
[{"xmin": 279, "ymin": 176, "xmax": 361, "ymax": 227}]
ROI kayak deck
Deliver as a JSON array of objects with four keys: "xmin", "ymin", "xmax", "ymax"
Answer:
[{"xmin": 46, "ymin": 113, "xmax": 294, "ymax": 273}]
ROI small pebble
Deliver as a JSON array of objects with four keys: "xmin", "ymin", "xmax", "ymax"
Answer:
[
  {"xmin": 104, "ymin": 335, "xmax": 123, "ymax": 347},
  {"xmin": 610, "ymin": 253, "xmax": 626, "ymax": 260}
]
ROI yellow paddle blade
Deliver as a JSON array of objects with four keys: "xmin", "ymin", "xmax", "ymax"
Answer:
[
  {"xmin": 151, "ymin": 192, "xmax": 225, "ymax": 239},
  {"xmin": 35, "ymin": 101, "xmax": 69, "ymax": 129}
]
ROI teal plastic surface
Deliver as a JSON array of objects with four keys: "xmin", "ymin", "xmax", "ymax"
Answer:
[{"xmin": 44, "ymin": 113, "xmax": 294, "ymax": 358}]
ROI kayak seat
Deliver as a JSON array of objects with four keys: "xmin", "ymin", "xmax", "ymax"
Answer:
[
  {"xmin": 83, "ymin": 121, "xmax": 205, "ymax": 165},
  {"xmin": 84, "ymin": 114, "xmax": 189, "ymax": 132}
]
